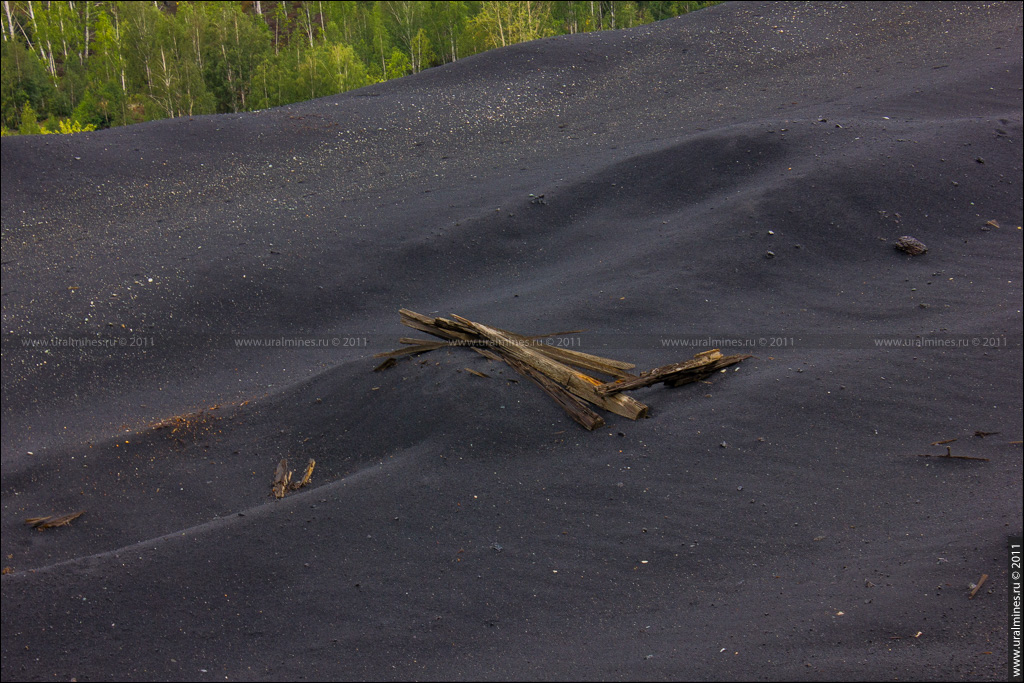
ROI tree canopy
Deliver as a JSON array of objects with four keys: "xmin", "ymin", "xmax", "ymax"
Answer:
[{"xmin": 1, "ymin": 1, "xmax": 716, "ymax": 135}]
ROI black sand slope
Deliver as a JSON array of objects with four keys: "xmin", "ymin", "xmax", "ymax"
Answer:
[{"xmin": 2, "ymin": 2, "xmax": 1022, "ymax": 680}]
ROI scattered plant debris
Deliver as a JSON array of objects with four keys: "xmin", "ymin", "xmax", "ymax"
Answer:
[
  {"xmin": 910, "ymin": 445, "xmax": 988, "ymax": 462},
  {"xmin": 24, "ymin": 510, "xmax": 85, "ymax": 530},
  {"xmin": 150, "ymin": 407, "xmax": 221, "ymax": 442}
]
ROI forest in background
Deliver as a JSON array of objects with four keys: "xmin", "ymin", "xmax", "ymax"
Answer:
[{"xmin": 1, "ymin": 1, "xmax": 715, "ymax": 135}]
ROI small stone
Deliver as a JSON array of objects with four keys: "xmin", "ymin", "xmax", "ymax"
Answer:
[
  {"xmin": 895, "ymin": 236, "xmax": 927, "ymax": 255},
  {"xmin": 765, "ymin": 251, "xmax": 776, "ymax": 259}
]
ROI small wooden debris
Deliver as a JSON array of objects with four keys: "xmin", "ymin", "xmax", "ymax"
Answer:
[
  {"xmin": 969, "ymin": 573, "xmax": 988, "ymax": 599},
  {"xmin": 465, "ymin": 368, "xmax": 490, "ymax": 378},
  {"xmin": 895, "ymin": 236, "xmax": 928, "ymax": 255},
  {"xmin": 973, "ymin": 431, "xmax": 999, "ymax": 438},
  {"xmin": 24, "ymin": 510, "xmax": 85, "ymax": 530},
  {"xmin": 272, "ymin": 458, "xmax": 315, "ymax": 498},
  {"xmin": 931, "ymin": 438, "xmax": 957, "ymax": 445},
  {"xmin": 292, "ymin": 459, "xmax": 316, "ymax": 490},
  {"xmin": 271, "ymin": 459, "xmax": 292, "ymax": 498}
]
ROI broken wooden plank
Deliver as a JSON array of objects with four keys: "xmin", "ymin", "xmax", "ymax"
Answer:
[
  {"xmin": 495, "ymin": 327, "xmax": 636, "ymax": 379},
  {"xmin": 384, "ymin": 309, "xmax": 756, "ymax": 429},
  {"xmin": 454, "ymin": 316, "xmax": 648, "ymax": 420},
  {"xmin": 664, "ymin": 353, "xmax": 753, "ymax": 387},
  {"xmin": 397, "ymin": 310, "xmax": 636, "ymax": 378},
  {"xmin": 399, "ymin": 309, "xmax": 467, "ymax": 341},
  {"xmin": 594, "ymin": 350, "xmax": 728, "ymax": 395},
  {"xmin": 532, "ymin": 345, "xmax": 636, "ymax": 378},
  {"xmin": 399, "ymin": 309, "xmax": 461, "ymax": 340},
  {"xmin": 397, "ymin": 311, "xmax": 606, "ymax": 428},
  {"xmin": 399, "ymin": 309, "xmax": 502, "ymax": 361},
  {"xmin": 501, "ymin": 354, "xmax": 605, "ymax": 430},
  {"xmin": 25, "ymin": 510, "xmax": 85, "ymax": 530}
]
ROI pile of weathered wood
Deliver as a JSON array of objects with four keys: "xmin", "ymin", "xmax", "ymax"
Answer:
[{"xmin": 375, "ymin": 309, "xmax": 751, "ymax": 430}]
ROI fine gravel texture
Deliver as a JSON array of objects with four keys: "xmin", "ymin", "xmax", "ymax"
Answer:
[{"xmin": 2, "ymin": 1, "xmax": 1022, "ymax": 680}]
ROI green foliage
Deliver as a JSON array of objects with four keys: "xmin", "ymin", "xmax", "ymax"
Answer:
[
  {"xmin": 18, "ymin": 101, "xmax": 40, "ymax": 134},
  {"xmin": 0, "ymin": 1, "xmax": 719, "ymax": 135},
  {"xmin": 55, "ymin": 118, "xmax": 96, "ymax": 134},
  {"xmin": 468, "ymin": 1, "xmax": 557, "ymax": 50},
  {"xmin": 409, "ymin": 28, "xmax": 435, "ymax": 73},
  {"xmin": 385, "ymin": 47, "xmax": 412, "ymax": 80},
  {"xmin": 1, "ymin": 39, "xmax": 51, "ymax": 129},
  {"xmin": 295, "ymin": 41, "xmax": 371, "ymax": 101}
]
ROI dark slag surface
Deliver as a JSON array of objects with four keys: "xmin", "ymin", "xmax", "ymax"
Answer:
[{"xmin": 2, "ymin": 2, "xmax": 1022, "ymax": 680}]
